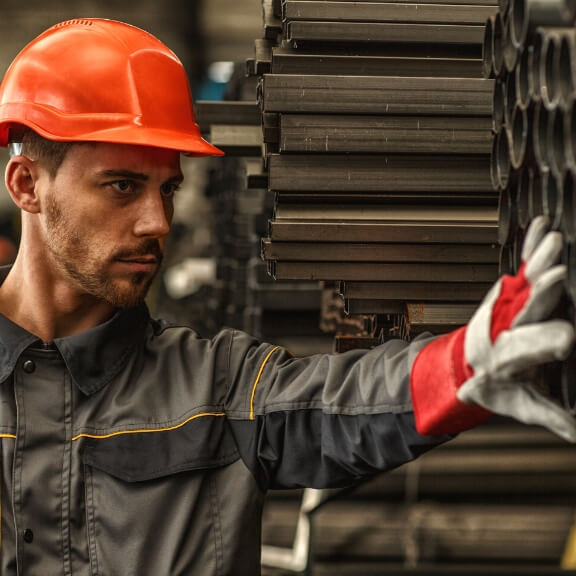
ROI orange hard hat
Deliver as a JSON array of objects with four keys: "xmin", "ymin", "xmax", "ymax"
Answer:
[{"xmin": 0, "ymin": 18, "xmax": 223, "ymax": 157}]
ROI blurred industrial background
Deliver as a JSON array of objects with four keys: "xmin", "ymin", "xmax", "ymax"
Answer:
[{"xmin": 2, "ymin": 1, "xmax": 576, "ymax": 575}]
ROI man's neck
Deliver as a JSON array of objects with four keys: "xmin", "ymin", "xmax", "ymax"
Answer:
[{"xmin": 0, "ymin": 256, "xmax": 116, "ymax": 342}]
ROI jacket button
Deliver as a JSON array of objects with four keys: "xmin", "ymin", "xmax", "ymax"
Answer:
[
  {"xmin": 23, "ymin": 529, "xmax": 34, "ymax": 543},
  {"xmin": 22, "ymin": 360, "xmax": 35, "ymax": 374}
]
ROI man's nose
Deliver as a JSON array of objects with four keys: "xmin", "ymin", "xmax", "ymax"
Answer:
[{"xmin": 133, "ymin": 192, "xmax": 172, "ymax": 238}]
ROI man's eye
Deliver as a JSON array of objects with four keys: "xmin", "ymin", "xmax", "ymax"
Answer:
[
  {"xmin": 110, "ymin": 180, "xmax": 134, "ymax": 194},
  {"xmin": 161, "ymin": 182, "xmax": 181, "ymax": 198}
]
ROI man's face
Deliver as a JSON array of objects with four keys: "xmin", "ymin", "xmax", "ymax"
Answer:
[{"xmin": 38, "ymin": 142, "xmax": 183, "ymax": 308}]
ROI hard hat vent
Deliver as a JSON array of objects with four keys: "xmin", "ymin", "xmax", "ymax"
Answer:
[{"xmin": 51, "ymin": 19, "xmax": 95, "ymax": 30}]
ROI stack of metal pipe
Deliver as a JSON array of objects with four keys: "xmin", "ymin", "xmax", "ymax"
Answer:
[
  {"xmin": 486, "ymin": 0, "xmax": 576, "ymax": 271},
  {"xmin": 484, "ymin": 0, "xmax": 576, "ymax": 409},
  {"xmin": 255, "ymin": 0, "xmax": 501, "ymax": 342}
]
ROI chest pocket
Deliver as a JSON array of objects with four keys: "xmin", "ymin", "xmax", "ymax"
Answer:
[
  {"xmin": 82, "ymin": 412, "xmax": 239, "ymax": 481},
  {"xmin": 81, "ymin": 414, "xmax": 241, "ymax": 576}
]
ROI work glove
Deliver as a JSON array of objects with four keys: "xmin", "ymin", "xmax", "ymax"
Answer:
[{"xmin": 410, "ymin": 216, "xmax": 576, "ymax": 442}]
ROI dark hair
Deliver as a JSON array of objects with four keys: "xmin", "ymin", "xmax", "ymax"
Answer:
[{"xmin": 10, "ymin": 127, "xmax": 74, "ymax": 178}]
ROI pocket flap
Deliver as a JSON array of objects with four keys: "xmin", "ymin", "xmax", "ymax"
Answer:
[{"xmin": 82, "ymin": 413, "xmax": 239, "ymax": 482}]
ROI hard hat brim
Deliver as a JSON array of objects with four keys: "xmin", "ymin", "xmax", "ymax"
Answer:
[{"xmin": 0, "ymin": 117, "xmax": 224, "ymax": 157}]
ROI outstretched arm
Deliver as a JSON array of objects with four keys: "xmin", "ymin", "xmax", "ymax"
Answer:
[{"xmin": 226, "ymin": 216, "xmax": 575, "ymax": 491}]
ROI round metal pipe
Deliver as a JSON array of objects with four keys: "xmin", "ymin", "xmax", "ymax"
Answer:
[
  {"xmin": 533, "ymin": 100, "xmax": 550, "ymax": 169},
  {"xmin": 483, "ymin": 15, "xmax": 495, "ymax": 79},
  {"xmin": 525, "ymin": 100, "xmax": 538, "ymax": 167},
  {"xmin": 499, "ymin": 243, "xmax": 514, "ymax": 275},
  {"xmin": 549, "ymin": 104, "xmax": 568, "ymax": 175},
  {"xmin": 564, "ymin": 239, "xmax": 576, "ymax": 308},
  {"xmin": 504, "ymin": 70, "xmax": 517, "ymax": 131},
  {"xmin": 510, "ymin": 0, "xmax": 529, "ymax": 47},
  {"xmin": 564, "ymin": 0, "xmax": 576, "ymax": 25},
  {"xmin": 510, "ymin": 102, "xmax": 528, "ymax": 169},
  {"xmin": 564, "ymin": 98, "xmax": 576, "ymax": 169},
  {"xmin": 498, "ymin": 181, "xmax": 518, "ymax": 246},
  {"xmin": 538, "ymin": 29, "xmax": 562, "ymax": 109},
  {"xmin": 545, "ymin": 30, "xmax": 563, "ymax": 109},
  {"xmin": 490, "ymin": 130, "xmax": 502, "ymax": 190},
  {"xmin": 530, "ymin": 29, "xmax": 544, "ymax": 103},
  {"xmin": 529, "ymin": 167, "xmax": 546, "ymax": 218},
  {"xmin": 492, "ymin": 77, "xmax": 506, "ymax": 133},
  {"xmin": 517, "ymin": 167, "xmax": 532, "ymax": 228},
  {"xmin": 562, "ymin": 169, "xmax": 576, "ymax": 242},
  {"xmin": 560, "ymin": 345, "xmax": 576, "ymax": 415},
  {"xmin": 510, "ymin": 0, "xmax": 575, "ymax": 48},
  {"xmin": 512, "ymin": 225, "xmax": 526, "ymax": 273},
  {"xmin": 516, "ymin": 45, "xmax": 534, "ymax": 107},
  {"xmin": 558, "ymin": 30, "xmax": 576, "ymax": 108},
  {"xmin": 493, "ymin": 11, "xmax": 505, "ymax": 78},
  {"xmin": 503, "ymin": 16, "xmax": 520, "ymax": 72},
  {"xmin": 497, "ymin": 125, "xmax": 512, "ymax": 189},
  {"xmin": 542, "ymin": 167, "xmax": 564, "ymax": 229}
]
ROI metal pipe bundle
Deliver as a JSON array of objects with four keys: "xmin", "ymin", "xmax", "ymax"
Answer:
[
  {"xmin": 487, "ymin": 1, "xmax": 576, "ymax": 240},
  {"xmin": 483, "ymin": 0, "xmax": 576, "ymax": 435}
]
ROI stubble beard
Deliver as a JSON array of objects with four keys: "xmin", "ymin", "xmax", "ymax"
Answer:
[{"xmin": 44, "ymin": 196, "xmax": 160, "ymax": 309}]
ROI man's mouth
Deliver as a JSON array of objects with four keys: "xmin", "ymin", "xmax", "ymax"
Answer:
[
  {"xmin": 115, "ymin": 254, "xmax": 161, "ymax": 272},
  {"xmin": 119, "ymin": 256, "xmax": 158, "ymax": 264},
  {"xmin": 113, "ymin": 241, "xmax": 163, "ymax": 272}
]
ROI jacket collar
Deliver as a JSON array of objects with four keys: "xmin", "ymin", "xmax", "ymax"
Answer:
[
  {"xmin": 53, "ymin": 305, "xmax": 149, "ymax": 395},
  {"xmin": 0, "ymin": 266, "xmax": 150, "ymax": 395}
]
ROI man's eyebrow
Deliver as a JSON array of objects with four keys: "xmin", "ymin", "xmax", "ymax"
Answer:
[
  {"xmin": 98, "ymin": 169, "xmax": 149, "ymax": 181},
  {"xmin": 166, "ymin": 174, "xmax": 185, "ymax": 184},
  {"xmin": 97, "ymin": 170, "xmax": 184, "ymax": 184}
]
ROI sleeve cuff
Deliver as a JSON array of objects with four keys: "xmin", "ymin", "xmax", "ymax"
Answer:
[{"xmin": 410, "ymin": 326, "xmax": 492, "ymax": 436}]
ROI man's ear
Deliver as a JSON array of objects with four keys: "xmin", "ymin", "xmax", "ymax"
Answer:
[{"xmin": 4, "ymin": 156, "xmax": 41, "ymax": 214}]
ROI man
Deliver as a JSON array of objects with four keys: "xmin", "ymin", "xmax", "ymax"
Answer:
[{"xmin": 0, "ymin": 18, "xmax": 573, "ymax": 575}]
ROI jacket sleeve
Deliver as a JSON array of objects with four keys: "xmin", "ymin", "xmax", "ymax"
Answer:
[{"xmin": 223, "ymin": 329, "xmax": 454, "ymax": 491}]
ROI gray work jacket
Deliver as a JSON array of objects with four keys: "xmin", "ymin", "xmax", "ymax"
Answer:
[{"xmin": 0, "ymin": 292, "xmax": 448, "ymax": 575}]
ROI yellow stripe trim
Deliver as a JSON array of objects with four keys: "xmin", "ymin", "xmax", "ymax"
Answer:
[
  {"xmin": 0, "ymin": 434, "xmax": 16, "ymax": 439},
  {"xmin": 249, "ymin": 345, "xmax": 282, "ymax": 421},
  {"xmin": 71, "ymin": 411, "xmax": 226, "ymax": 442}
]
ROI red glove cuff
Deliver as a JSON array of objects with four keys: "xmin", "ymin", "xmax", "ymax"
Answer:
[{"xmin": 410, "ymin": 327, "xmax": 491, "ymax": 436}]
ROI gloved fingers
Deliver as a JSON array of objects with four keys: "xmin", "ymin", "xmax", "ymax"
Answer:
[
  {"xmin": 513, "ymin": 264, "xmax": 567, "ymax": 326},
  {"xmin": 521, "ymin": 215, "xmax": 550, "ymax": 263},
  {"xmin": 524, "ymin": 230, "xmax": 564, "ymax": 282},
  {"xmin": 487, "ymin": 320, "xmax": 574, "ymax": 376},
  {"xmin": 457, "ymin": 378, "xmax": 576, "ymax": 443}
]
